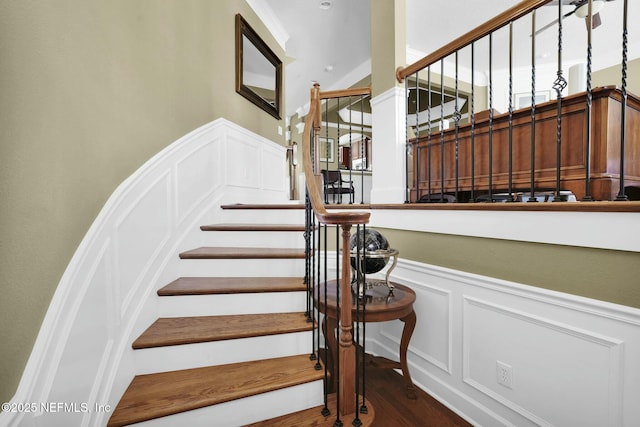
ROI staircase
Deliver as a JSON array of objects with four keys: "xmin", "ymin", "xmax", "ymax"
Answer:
[{"xmin": 107, "ymin": 204, "xmax": 326, "ymax": 426}]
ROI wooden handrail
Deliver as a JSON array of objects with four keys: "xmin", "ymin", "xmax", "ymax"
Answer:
[
  {"xmin": 302, "ymin": 84, "xmax": 370, "ymax": 226},
  {"xmin": 396, "ymin": 0, "xmax": 553, "ymax": 82},
  {"xmin": 319, "ymin": 86, "xmax": 372, "ymax": 100}
]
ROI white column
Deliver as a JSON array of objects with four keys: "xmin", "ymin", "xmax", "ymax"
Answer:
[{"xmin": 370, "ymin": 86, "xmax": 407, "ymax": 204}]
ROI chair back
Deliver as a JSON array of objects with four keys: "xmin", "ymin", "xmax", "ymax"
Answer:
[{"xmin": 321, "ymin": 169, "xmax": 340, "ymax": 184}]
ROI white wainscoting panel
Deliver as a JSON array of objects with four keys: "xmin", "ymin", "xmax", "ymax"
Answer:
[
  {"xmin": 0, "ymin": 119, "xmax": 289, "ymax": 427},
  {"xmin": 463, "ymin": 297, "xmax": 623, "ymax": 427},
  {"xmin": 114, "ymin": 172, "xmax": 172, "ymax": 315},
  {"xmin": 175, "ymin": 140, "xmax": 221, "ymax": 225},
  {"xmin": 368, "ymin": 258, "xmax": 640, "ymax": 427}
]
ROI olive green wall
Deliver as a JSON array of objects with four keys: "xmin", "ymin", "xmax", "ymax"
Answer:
[
  {"xmin": 378, "ymin": 228, "xmax": 640, "ymax": 308},
  {"xmin": 0, "ymin": 0, "xmax": 284, "ymax": 403}
]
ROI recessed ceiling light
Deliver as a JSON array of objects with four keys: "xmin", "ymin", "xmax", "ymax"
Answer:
[
  {"xmin": 319, "ymin": 1, "xmax": 332, "ymax": 10},
  {"xmin": 324, "ymin": 65, "xmax": 334, "ymax": 72}
]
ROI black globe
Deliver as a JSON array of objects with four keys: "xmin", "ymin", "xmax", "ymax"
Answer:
[{"xmin": 350, "ymin": 228, "xmax": 390, "ymax": 274}]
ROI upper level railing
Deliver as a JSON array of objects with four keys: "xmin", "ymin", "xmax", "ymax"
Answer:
[
  {"xmin": 396, "ymin": 0, "xmax": 637, "ymax": 204},
  {"xmin": 302, "ymin": 84, "xmax": 372, "ymax": 423}
]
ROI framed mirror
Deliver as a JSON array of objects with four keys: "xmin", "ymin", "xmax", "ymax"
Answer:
[{"xmin": 235, "ymin": 14, "xmax": 282, "ymax": 120}]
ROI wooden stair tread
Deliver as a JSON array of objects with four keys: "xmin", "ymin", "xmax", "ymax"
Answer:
[
  {"xmin": 245, "ymin": 394, "xmax": 375, "ymax": 427},
  {"xmin": 179, "ymin": 247, "xmax": 305, "ymax": 259},
  {"xmin": 200, "ymin": 223, "xmax": 305, "ymax": 232},
  {"xmin": 107, "ymin": 354, "xmax": 324, "ymax": 427},
  {"xmin": 132, "ymin": 312, "xmax": 312, "ymax": 349},
  {"xmin": 158, "ymin": 277, "xmax": 306, "ymax": 296}
]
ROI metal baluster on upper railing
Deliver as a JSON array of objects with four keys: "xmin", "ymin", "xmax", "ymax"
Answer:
[
  {"xmin": 508, "ymin": 22, "xmax": 514, "ymax": 201},
  {"xmin": 414, "ymin": 73, "xmax": 420, "ymax": 203},
  {"xmin": 470, "ymin": 43, "xmax": 476, "ymax": 202},
  {"xmin": 405, "ymin": 79, "xmax": 410, "ymax": 203},
  {"xmin": 488, "ymin": 32, "xmax": 494, "ymax": 202},
  {"xmin": 616, "ymin": 0, "xmax": 629, "ymax": 201},
  {"xmin": 553, "ymin": 0, "xmax": 568, "ymax": 202},
  {"xmin": 359, "ymin": 96, "xmax": 365, "ymax": 204},
  {"xmin": 440, "ymin": 61, "xmax": 445, "ymax": 201},
  {"xmin": 583, "ymin": 0, "xmax": 594, "ymax": 201},
  {"xmin": 454, "ymin": 52, "xmax": 461, "ymax": 202},
  {"xmin": 528, "ymin": 10, "xmax": 538, "ymax": 202},
  {"xmin": 324, "ymin": 100, "xmax": 330, "ymax": 178},
  {"xmin": 427, "ymin": 66, "xmax": 433, "ymax": 200}
]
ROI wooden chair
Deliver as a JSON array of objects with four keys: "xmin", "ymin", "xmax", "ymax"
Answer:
[{"xmin": 321, "ymin": 169, "xmax": 354, "ymax": 204}]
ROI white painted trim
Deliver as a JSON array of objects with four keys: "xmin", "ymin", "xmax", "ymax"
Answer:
[
  {"xmin": 245, "ymin": 0, "xmax": 289, "ymax": 51},
  {"xmin": 320, "ymin": 251, "xmax": 640, "ymax": 425},
  {"xmin": 0, "ymin": 119, "xmax": 289, "ymax": 427},
  {"xmin": 368, "ymin": 257, "xmax": 640, "ymax": 427},
  {"xmin": 370, "ymin": 86, "xmax": 407, "ymax": 204},
  {"xmin": 370, "ymin": 209, "xmax": 640, "ymax": 253}
]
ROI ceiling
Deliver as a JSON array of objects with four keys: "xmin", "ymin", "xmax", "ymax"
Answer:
[{"xmin": 250, "ymin": 0, "xmax": 638, "ymax": 117}]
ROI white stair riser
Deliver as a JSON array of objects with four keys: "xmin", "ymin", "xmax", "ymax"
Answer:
[
  {"xmin": 178, "ymin": 258, "xmax": 306, "ymax": 277},
  {"xmin": 132, "ymin": 380, "xmax": 324, "ymax": 427},
  {"xmin": 199, "ymin": 230, "xmax": 306, "ymax": 248},
  {"xmin": 134, "ymin": 331, "xmax": 314, "ymax": 374},
  {"xmin": 157, "ymin": 292, "xmax": 308, "ymax": 317},
  {"xmin": 219, "ymin": 209, "xmax": 306, "ymax": 225}
]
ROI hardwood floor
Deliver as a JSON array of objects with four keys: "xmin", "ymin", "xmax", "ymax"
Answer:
[{"xmin": 365, "ymin": 366, "xmax": 472, "ymax": 427}]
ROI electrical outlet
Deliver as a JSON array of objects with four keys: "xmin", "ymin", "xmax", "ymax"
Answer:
[{"xmin": 496, "ymin": 361, "xmax": 513, "ymax": 389}]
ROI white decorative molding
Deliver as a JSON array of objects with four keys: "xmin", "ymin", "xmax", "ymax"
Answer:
[
  {"xmin": 370, "ymin": 86, "xmax": 407, "ymax": 204},
  {"xmin": 0, "ymin": 119, "xmax": 288, "ymax": 427},
  {"xmin": 378, "ymin": 280, "xmax": 452, "ymax": 374},
  {"xmin": 370, "ymin": 208, "xmax": 640, "ymax": 252},
  {"xmin": 368, "ymin": 257, "xmax": 640, "ymax": 427},
  {"xmin": 463, "ymin": 296, "xmax": 624, "ymax": 427}
]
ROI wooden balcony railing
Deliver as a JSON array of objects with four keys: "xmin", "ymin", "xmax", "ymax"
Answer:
[{"xmin": 396, "ymin": 0, "xmax": 638, "ymax": 203}]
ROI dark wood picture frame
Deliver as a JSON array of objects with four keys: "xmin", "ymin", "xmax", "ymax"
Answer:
[{"xmin": 235, "ymin": 14, "xmax": 282, "ymax": 120}]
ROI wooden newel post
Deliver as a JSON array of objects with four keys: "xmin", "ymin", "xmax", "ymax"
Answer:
[{"xmin": 338, "ymin": 223, "xmax": 356, "ymax": 416}]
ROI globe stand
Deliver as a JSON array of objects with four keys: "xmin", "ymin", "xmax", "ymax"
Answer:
[{"xmin": 350, "ymin": 248, "xmax": 399, "ymax": 300}]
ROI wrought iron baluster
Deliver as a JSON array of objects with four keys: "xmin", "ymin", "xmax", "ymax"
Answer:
[
  {"xmin": 454, "ymin": 51, "xmax": 461, "ymax": 201},
  {"xmin": 359, "ymin": 224, "xmax": 368, "ymax": 416},
  {"xmin": 321, "ymin": 222, "xmax": 331, "ymax": 417},
  {"xmin": 553, "ymin": 0, "xmax": 568, "ymax": 202},
  {"xmin": 325, "ymin": 100, "xmax": 330, "ymax": 175},
  {"xmin": 405, "ymin": 81, "xmax": 410, "ymax": 203},
  {"xmin": 304, "ymin": 191, "xmax": 311, "ymax": 315},
  {"xmin": 508, "ymin": 22, "xmax": 514, "ymax": 201},
  {"xmin": 488, "ymin": 32, "xmax": 494, "ymax": 202},
  {"xmin": 616, "ymin": 0, "xmax": 629, "ymax": 201},
  {"xmin": 413, "ymin": 75, "xmax": 420, "ymax": 203},
  {"xmin": 583, "ymin": 0, "xmax": 594, "ymax": 201},
  {"xmin": 352, "ymin": 225, "xmax": 362, "ymax": 427},
  {"xmin": 359, "ymin": 95, "xmax": 365, "ymax": 204},
  {"xmin": 440, "ymin": 60, "xmax": 445, "ymax": 201},
  {"xmin": 427, "ymin": 66, "xmax": 433, "ymax": 199},
  {"xmin": 528, "ymin": 10, "xmax": 537, "ymax": 202},
  {"xmin": 471, "ymin": 43, "xmax": 476, "ymax": 202},
  {"xmin": 333, "ymin": 225, "xmax": 341, "ymax": 426}
]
